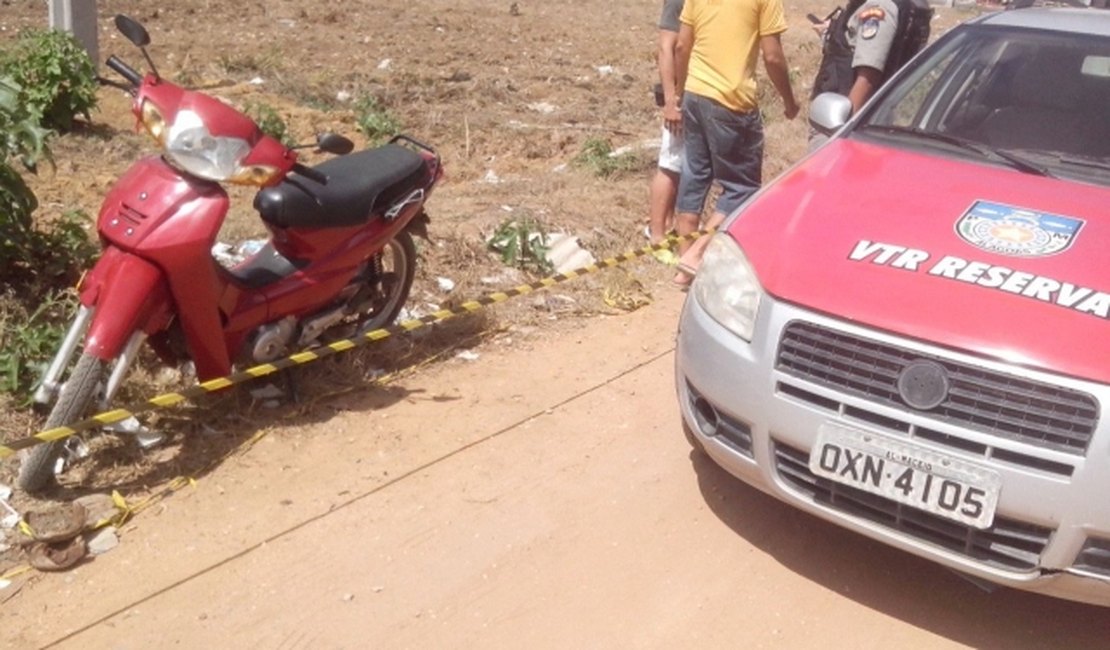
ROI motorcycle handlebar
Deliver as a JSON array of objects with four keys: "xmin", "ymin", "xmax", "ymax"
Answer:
[
  {"xmin": 106, "ymin": 55, "xmax": 144, "ymax": 88},
  {"xmin": 292, "ymin": 163, "xmax": 328, "ymax": 185}
]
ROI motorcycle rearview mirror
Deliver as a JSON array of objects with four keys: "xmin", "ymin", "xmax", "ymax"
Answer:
[
  {"xmin": 290, "ymin": 133, "xmax": 355, "ymax": 155},
  {"xmin": 317, "ymin": 133, "xmax": 355, "ymax": 155},
  {"xmin": 114, "ymin": 15, "xmax": 150, "ymax": 47},
  {"xmin": 114, "ymin": 14, "xmax": 160, "ymax": 80}
]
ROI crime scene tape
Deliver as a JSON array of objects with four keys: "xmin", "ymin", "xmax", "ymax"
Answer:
[{"xmin": 0, "ymin": 229, "xmax": 712, "ymax": 459}]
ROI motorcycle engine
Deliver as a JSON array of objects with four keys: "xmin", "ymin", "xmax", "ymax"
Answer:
[{"xmin": 250, "ymin": 316, "xmax": 297, "ymax": 362}]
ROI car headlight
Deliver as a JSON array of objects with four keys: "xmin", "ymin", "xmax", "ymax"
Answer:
[
  {"xmin": 693, "ymin": 234, "xmax": 762, "ymax": 342},
  {"xmin": 163, "ymin": 110, "xmax": 252, "ymax": 182}
]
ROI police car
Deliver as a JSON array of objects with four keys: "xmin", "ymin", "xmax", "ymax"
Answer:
[{"xmin": 675, "ymin": 5, "xmax": 1110, "ymax": 606}]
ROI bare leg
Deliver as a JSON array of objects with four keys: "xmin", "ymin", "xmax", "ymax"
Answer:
[
  {"xmin": 673, "ymin": 209, "xmax": 725, "ymax": 287},
  {"xmin": 647, "ymin": 168, "xmax": 679, "ymax": 244}
]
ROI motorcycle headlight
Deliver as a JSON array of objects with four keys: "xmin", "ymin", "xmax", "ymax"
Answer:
[
  {"xmin": 693, "ymin": 234, "xmax": 763, "ymax": 342},
  {"xmin": 163, "ymin": 110, "xmax": 253, "ymax": 182},
  {"xmin": 139, "ymin": 99, "xmax": 167, "ymax": 146}
]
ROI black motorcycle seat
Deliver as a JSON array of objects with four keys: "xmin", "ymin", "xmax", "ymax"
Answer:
[{"xmin": 254, "ymin": 144, "xmax": 430, "ymax": 229}]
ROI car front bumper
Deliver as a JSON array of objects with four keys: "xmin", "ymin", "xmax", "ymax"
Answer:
[{"xmin": 675, "ymin": 291, "xmax": 1110, "ymax": 607}]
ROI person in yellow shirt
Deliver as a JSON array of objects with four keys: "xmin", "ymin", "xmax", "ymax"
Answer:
[{"xmin": 667, "ymin": 0, "xmax": 799, "ymax": 289}]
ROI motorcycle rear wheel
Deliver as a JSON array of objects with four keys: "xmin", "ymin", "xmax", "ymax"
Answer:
[
  {"xmin": 356, "ymin": 231, "xmax": 417, "ymax": 334},
  {"xmin": 18, "ymin": 353, "xmax": 106, "ymax": 493}
]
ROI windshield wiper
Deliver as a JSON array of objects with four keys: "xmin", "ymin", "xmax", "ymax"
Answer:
[
  {"xmin": 1058, "ymin": 155, "xmax": 1110, "ymax": 173},
  {"xmin": 859, "ymin": 125, "xmax": 1056, "ymax": 178}
]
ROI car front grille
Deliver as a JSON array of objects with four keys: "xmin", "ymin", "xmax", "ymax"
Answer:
[
  {"xmin": 773, "ymin": 442, "xmax": 1053, "ymax": 571},
  {"xmin": 776, "ymin": 321, "xmax": 1099, "ymax": 455}
]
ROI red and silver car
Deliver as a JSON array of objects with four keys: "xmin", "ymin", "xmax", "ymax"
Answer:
[{"xmin": 675, "ymin": 5, "xmax": 1110, "ymax": 606}]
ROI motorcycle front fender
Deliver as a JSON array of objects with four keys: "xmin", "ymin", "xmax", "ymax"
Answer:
[{"xmin": 80, "ymin": 248, "xmax": 174, "ymax": 361}]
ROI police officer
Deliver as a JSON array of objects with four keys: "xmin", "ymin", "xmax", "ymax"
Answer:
[{"xmin": 808, "ymin": 0, "xmax": 932, "ymax": 147}]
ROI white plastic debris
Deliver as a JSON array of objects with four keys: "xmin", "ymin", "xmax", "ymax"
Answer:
[
  {"xmin": 456, "ymin": 350, "xmax": 480, "ymax": 362},
  {"xmin": 527, "ymin": 102, "xmax": 556, "ymax": 114},
  {"xmin": 0, "ymin": 487, "xmax": 20, "ymax": 530},
  {"xmin": 248, "ymin": 77, "xmax": 265, "ymax": 86},
  {"xmin": 481, "ymin": 169, "xmax": 501, "ymax": 184},
  {"xmin": 545, "ymin": 233, "xmax": 596, "ymax": 274},
  {"xmin": 377, "ymin": 58, "xmax": 393, "ymax": 71},
  {"xmin": 596, "ymin": 65, "xmax": 615, "ymax": 76},
  {"xmin": 436, "ymin": 277, "xmax": 456, "ymax": 293},
  {"xmin": 336, "ymin": 90, "xmax": 352, "ymax": 103}
]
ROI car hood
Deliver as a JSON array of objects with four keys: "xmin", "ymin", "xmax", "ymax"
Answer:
[{"xmin": 730, "ymin": 138, "xmax": 1110, "ymax": 384}]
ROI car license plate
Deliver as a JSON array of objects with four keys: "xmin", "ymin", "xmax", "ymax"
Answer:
[{"xmin": 809, "ymin": 422, "xmax": 1002, "ymax": 530}]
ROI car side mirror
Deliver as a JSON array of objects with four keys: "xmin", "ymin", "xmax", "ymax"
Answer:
[{"xmin": 809, "ymin": 92, "xmax": 853, "ymax": 135}]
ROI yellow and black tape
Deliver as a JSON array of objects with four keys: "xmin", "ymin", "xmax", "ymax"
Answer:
[{"xmin": 0, "ymin": 229, "xmax": 711, "ymax": 459}]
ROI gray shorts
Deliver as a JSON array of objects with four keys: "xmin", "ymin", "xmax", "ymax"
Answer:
[{"xmin": 676, "ymin": 93, "xmax": 764, "ymax": 216}]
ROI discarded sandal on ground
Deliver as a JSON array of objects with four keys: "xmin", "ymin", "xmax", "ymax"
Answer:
[
  {"xmin": 23, "ymin": 502, "xmax": 88, "ymax": 544},
  {"xmin": 26, "ymin": 536, "xmax": 87, "ymax": 572}
]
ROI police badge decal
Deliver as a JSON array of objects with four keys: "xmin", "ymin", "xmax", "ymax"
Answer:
[
  {"xmin": 859, "ymin": 7, "xmax": 885, "ymax": 39},
  {"xmin": 956, "ymin": 200, "xmax": 1084, "ymax": 258}
]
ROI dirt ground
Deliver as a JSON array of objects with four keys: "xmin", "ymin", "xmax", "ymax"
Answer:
[{"xmin": 1, "ymin": 0, "xmax": 1052, "ymax": 645}]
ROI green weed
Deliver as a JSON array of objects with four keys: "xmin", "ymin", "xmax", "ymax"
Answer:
[
  {"xmin": 572, "ymin": 137, "xmax": 640, "ymax": 178},
  {"xmin": 0, "ymin": 28, "xmax": 98, "ymax": 132},
  {"xmin": 244, "ymin": 101, "xmax": 293, "ymax": 146},
  {"xmin": 487, "ymin": 215, "xmax": 554, "ymax": 275},
  {"xmin": 0, "ymin": 289, "xmax": 76, "ymax": 399},
  {"xmin": 353, "ymin": 96, "xmax": 401, "ymax": 145}
]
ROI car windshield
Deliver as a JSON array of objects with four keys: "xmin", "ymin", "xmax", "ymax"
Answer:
[{"xmin": 856, "ymin": 24, "xmax": 1110, "ymax": 186}]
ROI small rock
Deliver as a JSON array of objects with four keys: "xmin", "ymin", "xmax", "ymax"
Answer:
[
  {"xmin": 342, "ymin": 593, "xmax": 355, "ymax": 602},
  {"xmin": 75, "ymin": 494, "xmax": 119, "ymax": 529},
  {"xmin": 87, "ymin": 527, "xmax": 120, "ymax": 556}
]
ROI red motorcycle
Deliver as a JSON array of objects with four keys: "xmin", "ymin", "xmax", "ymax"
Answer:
[{"xmin": 19, "ymin": 15, "xmax": 443, "ymax": 492}]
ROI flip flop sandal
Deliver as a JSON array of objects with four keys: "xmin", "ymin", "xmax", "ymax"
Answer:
[
  {"xmin": 26, "ymin": 536, "xmax": 87, "ymax": 572},
  {"xmin": 671, "ymin": 262, "xmax": 697, "ymax": 291},
  {"xmin": 23, "ymin": 502, "xmax": 88, "ymax": 544}
]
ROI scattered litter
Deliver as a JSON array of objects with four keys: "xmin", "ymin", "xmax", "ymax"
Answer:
[
  {"xmin": 249, "ymin": 383, "xmax": 286, "ymax": 409},
  {"xmin": 500, "ymin": 205, "xmax": 514, "ymax": 212},
  {"xmin": 87, "ymin": 527, "xmax": 120, "ymax": 556},
  {"xmin": 545, "ymin": 233, "xmax": 596, "ymax": 274},
  {"xmin": 527, "ymin": 102, "xmax": 556, "ymax": 114},
  {"xmin": 377, "ymin": 58, "xmax": 393, "ymax": 71},
  {"xmin": 596, "ymin": 65, "xmax": 615, "ymax": 76},
  {"xmin": 365, "ymin": 368, "xmax": 387, "ymax": 381},
  {"xmin": 212, "ymin": 239, "xmax": 267, "ymax": 268},
  {"xmin": 552, "ymin": 163, "xmax": 568, "ymax": 173},
  {"xmin": 0, "ymin": 493, "xmax": 19, "ymax": 531},
  {"xmin": 480, "ymin": 268, "xmax": 524, "ymax": 286},
  {"xmin": 336, "ymin": 90, "xmax": 352, "ymax": 102},
  {"xmin": 0, "ymin": 579, "xmax": 10, "ymax": 590},
  {"xmin": 105, "ymin": 416, "xmax": 164, "ymax": 449},
  {"xmin": 456, "ymin": 350, "xmax": 480, "ymax": 362},
  {"xmin": 436, "ymin": 277, "xmax": 456, "ymax": 293},
  {"xmin": 481, "ymin": 169, "xmax": 502, "ymax": 184},
  {"xmin": 248, "ymin": 77, "xmax": 265, "ymax": 86}
]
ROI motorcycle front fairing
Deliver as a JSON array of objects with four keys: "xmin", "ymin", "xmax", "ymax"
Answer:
[{"xmin": 83, "ymin": 155, "xmax": 233, "ymax": 379}]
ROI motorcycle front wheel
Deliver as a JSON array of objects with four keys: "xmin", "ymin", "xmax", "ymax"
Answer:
[{"xmin": 18, "ymin": 353, "xmax": 106, "ymax": 493}]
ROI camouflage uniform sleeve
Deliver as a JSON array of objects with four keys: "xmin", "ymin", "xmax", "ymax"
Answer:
[{"xmin": 850, "ymin": 0, "xmax": 900, "ymax": 72}]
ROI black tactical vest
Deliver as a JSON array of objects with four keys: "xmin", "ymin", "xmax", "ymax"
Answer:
[{"xmin": 810, "ymin": 0, "xmax": 933, "ymax": 100}]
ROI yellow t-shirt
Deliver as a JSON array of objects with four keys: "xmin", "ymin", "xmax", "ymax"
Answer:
[{"xmin": 680, "ymin": 0, "xmax": 788, "ymax": 113}]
